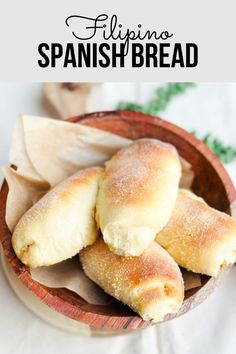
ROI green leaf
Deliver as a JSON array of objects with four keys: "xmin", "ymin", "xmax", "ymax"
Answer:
[
  {"xmin": 117, "ymin": 84, "xmax": 236, "ymax": 165},
  {"xmin": 193, "ymin": 132, "xmax": 236, "ymax": 164},
  {"xmin": 117, "ymin": 83, "xmax": 196, "ymax": 116}
]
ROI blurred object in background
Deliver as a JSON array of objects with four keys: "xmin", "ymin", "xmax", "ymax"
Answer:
[{"xmin": 42, "ymin": 83, "xmax": 100, "ymax": 119}]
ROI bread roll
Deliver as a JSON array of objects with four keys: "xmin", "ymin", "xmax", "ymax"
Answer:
[
  {"xmin": 80, "ymin": 238, "xmax": 184, "ymax": 322},
  {"xmin": 96, "ymin": 138, "xmax": 181, "ymax": 256},
  {"xmin": 156, "ymin": 189, "xmax": 236, "ymax": 276},
  {"xmin": 12, "ymin": 167, "xmax": 103, "ymax": 268}
]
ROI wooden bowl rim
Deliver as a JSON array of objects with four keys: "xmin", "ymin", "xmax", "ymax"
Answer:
[{"xmin": 0, "ymin": 110, "xmax": 235, "ymax": 330}]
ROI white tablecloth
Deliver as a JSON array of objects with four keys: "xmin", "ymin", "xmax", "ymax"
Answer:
[{"xmin": 0, "ymin": 83, "xmax": 236, "ymax": 354}]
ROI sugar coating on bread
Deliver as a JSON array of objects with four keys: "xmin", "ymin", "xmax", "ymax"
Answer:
[
  {"xmin": 156, "ymin": 189, "xmax": 236, "ymax": 276},
  {"xmin": 80, "ymin": 238, "xmax": 184, "ymax": 322},
  {"xmin": 12, "ymin": 167, "xmax": 103, "ymax": 268},
  {"xmin": 96, "ymin": 138, "xmax": 181, "ymax": 256}
]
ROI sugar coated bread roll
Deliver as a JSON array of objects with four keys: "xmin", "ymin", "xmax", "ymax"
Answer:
[
  {"xmin": 80, "ymin": 238, "xmax": 184, "ymax": 322},
  {"xmin": 96, "ymin": 138, "xmax": 181, "ymax": 256},
  {"xmin": 12, "ymin": 167, "xmax": 103, "ymax": 268},
  {"xmin": 156, "ymin": 189, "xmax": 236, "ymax": 276}
]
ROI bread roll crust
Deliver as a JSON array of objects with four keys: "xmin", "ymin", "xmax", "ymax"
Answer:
[
  {"xmin": 96, "ymin": 139, "xmax": 181, "ymax": 256},
  {"xmin": 156, "ymin": 189, "xmax": 236, "ymax": 276},
  {"xmin": 80, "ymin": 238, "xmax": 184, "ymax": 322},
  {"xmin": 12, "ymin": 167, "xmax": 103, "ymax": 268}
]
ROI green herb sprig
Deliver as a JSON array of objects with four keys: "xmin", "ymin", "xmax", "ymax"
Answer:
[
  {"xmin": 194, "ymin": 132, "xmax": 236, "ymax": 164},
  {"xmin": 118, "ymin": 83, "xmax": 236, "ymax": 164},
  {"xmin": 118, "ymin": 83, "xmax": 196, "ymax": 116}
]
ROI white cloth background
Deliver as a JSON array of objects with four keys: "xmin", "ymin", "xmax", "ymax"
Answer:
[{"xmin": 0, "ymin": 83, "xmax": 236, "ymax": 354}]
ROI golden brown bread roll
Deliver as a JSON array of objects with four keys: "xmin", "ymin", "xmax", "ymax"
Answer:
[
  {"xmin": 96, "ymin": 139, "xmax": 181, "ymax": 256},
  {"xmin": 12, "ymin": 167, "xmax": 103, "ymax": 268},
  {"xmin": 80, "ymin": 238, "xmax": 184, "ymax": 322},
  {"xmin": 156, "ymin": 189, "xmax": 236, "ymax": 276}
]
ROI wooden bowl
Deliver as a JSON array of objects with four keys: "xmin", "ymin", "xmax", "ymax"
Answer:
[{"xmin": 0, "ymin": 110, "xmax": 236, "ymax": 332}]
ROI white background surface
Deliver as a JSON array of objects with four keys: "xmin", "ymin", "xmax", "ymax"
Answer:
[{"xmin": 0, "ymin": 83, "xmax": 236, "ymax": 354}]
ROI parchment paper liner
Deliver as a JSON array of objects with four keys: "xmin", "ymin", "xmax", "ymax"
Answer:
[{"xmin": 2, "ymin": 115, "xmax": 199, "ymax": 305}]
